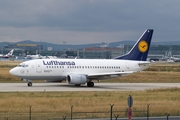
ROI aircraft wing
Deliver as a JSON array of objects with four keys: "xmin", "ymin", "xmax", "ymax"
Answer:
[{"xmin": 87, "ymin": 71, "xmax": 134, "ymax": 79}]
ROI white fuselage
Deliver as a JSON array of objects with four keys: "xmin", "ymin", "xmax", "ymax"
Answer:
[{"xmin": 10, "ymin": 59, "xmax": 150, "ymax": 81}]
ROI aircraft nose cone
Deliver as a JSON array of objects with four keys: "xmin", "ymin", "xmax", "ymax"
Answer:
[{"xmin": 9, "ymin": 68, "xmax": 16, "ymax": 76}]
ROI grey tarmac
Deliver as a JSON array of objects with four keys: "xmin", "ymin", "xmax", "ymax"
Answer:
[{"xmin": 0, "ymin": 83, "xmax": 180, "ymax": 92}]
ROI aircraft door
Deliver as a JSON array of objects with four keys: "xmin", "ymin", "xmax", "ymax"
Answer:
[{"xmin": 36, "ymin": 61, "xmax": 42, "ymax": 73}]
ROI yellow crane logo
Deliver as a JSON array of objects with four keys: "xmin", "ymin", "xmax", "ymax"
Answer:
[{"xmin": 138, "ymin": 40, "xmax": 148, "ymax": 53}]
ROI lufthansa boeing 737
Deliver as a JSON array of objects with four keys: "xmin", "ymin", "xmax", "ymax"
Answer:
[{"xmin": 9, "ymin": 29, "xmax": 154, "ymax": 87}]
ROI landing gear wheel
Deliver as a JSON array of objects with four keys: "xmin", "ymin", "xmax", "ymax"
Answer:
[
  {"xmin": 27, "ymin": 82, "xmax": 32, "ymax": 87},
  {"xmin": 87, "ymin": 82, "xmax": 94, "ymax": 87}
]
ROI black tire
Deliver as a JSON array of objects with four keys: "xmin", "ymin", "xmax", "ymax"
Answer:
[
  {"xmin": 87, "ymin": 82, "xmax": 94, "ymax": 87},
  {"xmin": 28, "ymin": 82, "xmax": 32, "ymax": 87}
]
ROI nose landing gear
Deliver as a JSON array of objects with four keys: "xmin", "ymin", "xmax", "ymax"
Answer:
[{"xmin": 22, "ymin": 79, "xmax": 33, "ymax": 87}]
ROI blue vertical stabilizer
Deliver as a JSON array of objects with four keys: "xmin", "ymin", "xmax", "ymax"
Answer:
[{"xmin": 114, "ymin": 29, "xmax": 153, "ymax": 61}]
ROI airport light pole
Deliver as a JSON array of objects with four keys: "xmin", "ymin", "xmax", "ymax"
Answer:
[
  {"xmin": 29, "ymin": 106, "xmax": 32, "ymax": 120},
  {"xmin": 114, "ymin": 114, "xmax": 119, "ymax": 120},
  {"xmin": 147, "ymin": 104, "xmax": 150, "ymax": 120},
  {"xmin": 109, "ymin": 104, "xmax": 114, "ymax": 120},
  {"xmin": 165, "ymin": 113, "xmax": 170, "ymax": 120},
  {"xmin": 70, "ymin": 105, "xmax": 73, "ymax": 120}
]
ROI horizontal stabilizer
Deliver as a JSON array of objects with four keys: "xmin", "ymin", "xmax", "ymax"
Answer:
[{"xmin": 138, "ymin": 62, "xmax": 150, "ymax": 66}]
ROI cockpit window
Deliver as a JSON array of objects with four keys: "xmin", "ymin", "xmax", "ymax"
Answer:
[{"xmin": 17, "ymin": 63, "xmax": 28, "ymax": 67}]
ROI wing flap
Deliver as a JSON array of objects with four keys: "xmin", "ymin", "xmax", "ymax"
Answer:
[{"xmin": 87, "ymin": 71, "xmax": 134, "ymax": 79}]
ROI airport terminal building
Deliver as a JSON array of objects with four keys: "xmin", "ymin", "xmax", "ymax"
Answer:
[{"xmin": 1, "ymin": 43, "xmax": 180, "ymax": 60}]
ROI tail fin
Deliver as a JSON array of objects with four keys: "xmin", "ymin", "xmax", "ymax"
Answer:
[
  {"xmin": 114, "ymin": 29, "xmax": 153, "ymax": 61},
  {"xmin": 6, "ymin": 49, "xmax": 14, "ymax": 56}
]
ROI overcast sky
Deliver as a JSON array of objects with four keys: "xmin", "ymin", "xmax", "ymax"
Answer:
[{"xmin": 0, "ymin": 0, "xmax": 179, "ymax": 45}]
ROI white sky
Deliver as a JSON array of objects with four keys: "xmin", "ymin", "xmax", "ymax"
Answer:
[{"xmin": 0, "ymin": 0, "xmax": 179, "ymax": 44}]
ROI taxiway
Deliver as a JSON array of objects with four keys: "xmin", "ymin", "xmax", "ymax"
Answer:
[{"xmin": 0, "ymin": 83, "xmax": 180, "ymax": 92}]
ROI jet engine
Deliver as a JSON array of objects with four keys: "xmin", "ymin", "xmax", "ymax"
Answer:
[{"xmin": 66, "ymin": 74, "xmax": 87, "ymax": 84}]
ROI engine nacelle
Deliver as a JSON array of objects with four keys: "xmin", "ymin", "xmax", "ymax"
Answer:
[{"xmin": 66, "ymin": 74, "xmax": 87, "ymax": 84}]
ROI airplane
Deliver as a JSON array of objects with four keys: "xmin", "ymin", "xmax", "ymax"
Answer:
[
  {"xmin": 0, "ymin": 49, "xmax": 14, "ymax": 58},
  {"xmin": 44, "ymin": 52, "xmax": 58, "ymax": 59},
  {"xmin": 25, "ymin": 52, "xmax": 58, "ymax": 59},
  {"xmin": 158, "ymin": 51, "xmax": 180, "ymax": 62},
  {"xmin": 9, "ymin": 29, "xmax": 154, "ymax": 87},
  {"xmin": 25, "ymin": 54, "xmax": 43, "ymax": 59}
]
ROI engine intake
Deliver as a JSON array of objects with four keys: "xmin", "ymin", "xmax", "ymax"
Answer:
[{"xmin": 67, "ymin": 74, "xmax": 87, "ymax": 84}]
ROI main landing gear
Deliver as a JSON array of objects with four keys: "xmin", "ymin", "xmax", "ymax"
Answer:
[
  {"xmin": 27, "ymin": 82, "xmax": 32, "ymax": 87},
  {"xmin": 87, "ymin": 82, "xmax": 94, "ymax": 87}
]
